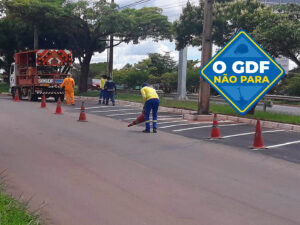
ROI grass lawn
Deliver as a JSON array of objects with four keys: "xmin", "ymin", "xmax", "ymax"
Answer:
[
  {"xmin": 0, "ymin": 187, "xmax": 41, "ymax": 225},
  {"xmin": 0, "ymin": 83, "xmax": 9, "ymax": 93},
  {"xmin": 74, "ymin": 90, "xmax": 300, "ymax": 125},
  {"xmin": 114, "ymin": 93, "xmax": 300, "ymax": 125}
]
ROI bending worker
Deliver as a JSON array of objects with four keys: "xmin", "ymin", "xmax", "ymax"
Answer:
[
  {"xmin": 61, "ymin": 74, "xmax": 75, "ymax": 105},
  {"xmin": 140, "ymin": 83, "xmax": 159, "ymax": 133},
  {"xmin": 99, "ymin": 75, "xmax": 107, "ymax": 104}
]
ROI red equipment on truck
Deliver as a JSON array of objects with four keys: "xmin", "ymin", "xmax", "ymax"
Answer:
[{"xmin": 9, "ymin": 49, "xmax": 73, "ymax": 101}]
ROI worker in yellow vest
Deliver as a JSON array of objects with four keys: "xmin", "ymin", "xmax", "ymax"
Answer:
[
  {"xmin": 99, "ymin": 75, "xmax": 107, "ymax": 104},
  {"xmin": 61, "ymin": 74, "xmax": 75, "ymax": 105},
  {"xmin": 140, "ymin": 83, "xmax": 159, "ymax": 133}
]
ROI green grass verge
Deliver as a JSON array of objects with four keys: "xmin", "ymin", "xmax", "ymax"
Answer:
[
  {"xmin": 73, "ymin": 91, "xmax": 300, "ymax": 125},
  {"xmin": 115, "ymin": 93, "xmax": 300, "ymax": 125},
  {"xmin": 0, "ymin": 83, "xmax": 9, "ymax": 93},
  {"xmin": 0, "ymin": 187, "xmax": 41, "ymax": 225}
]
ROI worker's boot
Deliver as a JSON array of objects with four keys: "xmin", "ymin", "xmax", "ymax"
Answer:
[
  {"xmin": 153, "ymin": 128, "xmax": 157, "ymax": 133},
  {"xmin": 142, "ymin": 129, "xmax": 150, "ymax": 133}
]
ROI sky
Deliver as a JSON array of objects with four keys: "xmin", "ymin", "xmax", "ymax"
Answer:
[
  {"xmin": 91, "ymin": 0, "xmax": 297, "ymax": 71},
  {"xmin": 91, "ymin": 0, "xmax": 202, "ymax": 69}
]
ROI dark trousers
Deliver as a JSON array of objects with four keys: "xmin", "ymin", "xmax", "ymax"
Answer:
[
  {"xmin": 106, "ymin": 91, "xmax": 115, "ymax": 105},
  {"xmin": 144, "ymin": 98, "xmax": 159, "ymax": 131}
]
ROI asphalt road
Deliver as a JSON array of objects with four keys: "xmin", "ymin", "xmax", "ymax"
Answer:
[
  {"xmin": 1, "ymin": 97, "xmax": 300, "ymax": 225},
  {"xmin": 68, "ymin": 99, "xmax": 300, "ymax": 164}
]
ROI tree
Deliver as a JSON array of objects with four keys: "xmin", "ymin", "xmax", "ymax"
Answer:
[
  {"xmin": 174, "ymin": 0, "xmax": 300, "ymax": 67},
  {"xmin": 0, "ymin": 17, "xmax": 32, "ymax": 75},
  {"xmin": 148, "ymin": 53, "xmax": 177, "ymax": 77},
  {"xmin": 60, "ymin": 2, "xmax": 172, "ymax": 93},
  {"xmin": 89, "ymin": 63, "xmax": 108, "ymax": 78},
  {"xmin": 4, "ymin": 0, "xmax": 172, "ymax": 92}
]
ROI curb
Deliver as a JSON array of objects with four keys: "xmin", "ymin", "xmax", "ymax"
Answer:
[{"xmin": 74, "ymin": 96, "xmax": 300, "ymax": 132}]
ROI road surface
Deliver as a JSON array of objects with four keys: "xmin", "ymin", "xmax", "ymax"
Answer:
[{"xmin": 1, "ymin": 97, "xmax": 300, "ymax": 225}]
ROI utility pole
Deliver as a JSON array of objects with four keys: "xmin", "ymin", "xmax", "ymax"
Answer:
[
  {"xmin": 177, "ymin": 47, "xmax": 188, "ymax": 100},
  {"xmin": 108, "ymin": 0, "xmax": 114, "ymax": 79},
  {"xmin": 198, "ymin": 0, "xmax": 214, "ymax": 114},
  {"xmin": 33, "ymin": 24, "xmax": 38, "ymax": 49}
]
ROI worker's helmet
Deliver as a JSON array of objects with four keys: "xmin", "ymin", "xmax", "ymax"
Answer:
[{"xmin": 141, "ymin": 83, "xmax": 148, "ymax": 88}]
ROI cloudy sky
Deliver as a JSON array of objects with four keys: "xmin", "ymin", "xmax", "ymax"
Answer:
[
  {"xmin": 91, "ymin": 0, "xmax": 296, "ymax": 70},
  {"xmin": 91, "ymin": 0, "xmax": 202, "ymax": 69}
]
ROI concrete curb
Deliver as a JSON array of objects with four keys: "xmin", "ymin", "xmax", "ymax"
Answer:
[{"xmin": 74, "ymin": 96, "xmax": 300, "ymax": 132}]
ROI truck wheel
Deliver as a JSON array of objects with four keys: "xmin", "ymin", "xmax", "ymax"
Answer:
[
  {"xmin": 11, "ymin": 88, "xmax": 15, "ymax": 100},
  {"xmin": 17, "ymin": 88, "xmax": 22, "ymax": 100}
]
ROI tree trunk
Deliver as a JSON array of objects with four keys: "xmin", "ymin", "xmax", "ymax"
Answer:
[
  {"xmin": 198, "ymin": 0, "xmax": 214, "ymax": 115},
  {"xmin": 78, "ymin": 52, "xmax": 93, "ymax": 93},
  {"xmin": 288, "ymin": 53, "xmax": 300, "ymax": 68}
]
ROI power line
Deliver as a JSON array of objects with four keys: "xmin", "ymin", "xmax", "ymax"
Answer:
[{"xmin": 119, "ymin": 0, "xmax": 152, "ymax": 10}]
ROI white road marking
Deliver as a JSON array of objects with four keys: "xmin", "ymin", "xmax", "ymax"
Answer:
[
  {"xmin": 158, "ymin": 120, "xmax": 187, "ymax": 125},
  {"xmin": 267, "ymin": 140, "xmax": 300, "ymax": 149},
  {"xmin": 91, "ymin": 108, "xmax": 138, "ymax": 113},
  {"xmin": 108, "ymin": 112, "xmax": 141, "ymax": 117},
  {"xmin": 160, "ymin": 122, "xmax": 211, "ymax": 129},
  {"xmin": 75, "ymin": 105, "xmax": 132, "ymax": 110},
  {"xmin": 123, "ymin": 116, "xmax": 182, "ymax": 121},
  {"xmin": 221, "ymin": 130, "xmax": 285, "ymax": 139},
  {"xmin": 161, "ymin": 120, "xmax": 232, "ymax": 129},
  {"xmin": 173, "ymin": 123, "xmax": 245, "ymax": 132}
]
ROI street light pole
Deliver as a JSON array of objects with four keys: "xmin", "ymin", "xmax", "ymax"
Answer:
[{"xmin": 198, "ymin": 0, "xmax": 214, "ymax": 114}]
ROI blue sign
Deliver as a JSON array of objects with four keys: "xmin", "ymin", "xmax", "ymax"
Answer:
[
  {"xmin": 200, "ymin": 30, "xmax": 285, "ymax": 115},
  {"xmin": 55, "ymin": 79, "xmax": 64, "ymax": 84}
]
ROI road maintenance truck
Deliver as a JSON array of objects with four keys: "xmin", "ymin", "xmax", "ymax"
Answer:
[{"xmin": 10, "ymin": 49, "xmax": 72, "ymax": 101}]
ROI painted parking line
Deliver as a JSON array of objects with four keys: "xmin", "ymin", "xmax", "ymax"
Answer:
[
  {"xmin": 158, "ymin": 120, "xmax": 187, "ymax": 125},
  {"xmin": 123, "ymin": 115, "xmax": 182, "ymax": 121},
  {"xmin": 108, "ymin": 112, "xmax": 141, "ymax": 117},
  {"xmin": 75, "ymin": 105, "xmax": 133, "ymax": 110},
  {"xmin": 221, "ymin": 130, "xmax": 285, "ymax": 139},
  {"xmin": 267, "ymin": 140, "xmax": 300, "ymax": 149},
  {"xmin": 91, "ymin": 108, "xmax": 138, "ymax": 113},
  {"xmin": 160, "ymin": 120, "xmax": 233, "ymax": 129},
  {"xmin": 173, "ymin": 123, "xmax": 245, "ymax": 132}
]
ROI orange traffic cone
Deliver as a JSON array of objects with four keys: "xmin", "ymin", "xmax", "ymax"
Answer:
[
  {"xmin": 78, "ymin": 101, "xmax": 87, "ymax": 122},
  {"xmin": 250, "ymin": 120, "xmax": 266, "ymax": 149},
  {"xmin": 210, "ymin": 114, "xmax": 222, "ymax": 139},
  {"xmin": 14, "ymin": 89, "xmax": 20, "ymax": 102},
  {"xmin": 55, "ymin": 97, "xmax": 63, "ymax": 115},
  {"xmin": 41, "ymin": 94, "xmax": 46, "ymax": 108},
  {"xmin": 128, "ymin": 111, "xmax": 145, "ymax": 127}
]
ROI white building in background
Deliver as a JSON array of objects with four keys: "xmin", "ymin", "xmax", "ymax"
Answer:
[{"xmin": 276, "ymin": 56, "xmax": 289, "ymax": 73}]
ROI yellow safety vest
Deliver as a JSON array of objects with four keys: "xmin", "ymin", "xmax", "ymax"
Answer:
[{"xmin": 141, "ymin": 86, "xmax": 159, "ymax": 103}]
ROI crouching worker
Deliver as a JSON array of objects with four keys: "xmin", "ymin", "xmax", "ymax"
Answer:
[
  {"xmin": 99, "ymin": 75, "xmax": 107, "ymax": 104},
  {"xmin": 61, "ymin": 74, "xmax": 75, "ymax": 105},
  {"xmin": 141, "ymin": 83, "xmax": 159, "ymax": 133},
  {"xmin": 104, "ymin": 77, "xmax": 116, "ymax": 106}
]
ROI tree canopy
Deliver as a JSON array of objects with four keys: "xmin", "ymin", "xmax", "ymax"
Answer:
[
  {"xmin": 174, "ymin": 0, "xmax": 300, "ymax": 67},
  {"xmin": 1, "ymin": 0, "xmax": 173, "ymax": 92}
]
